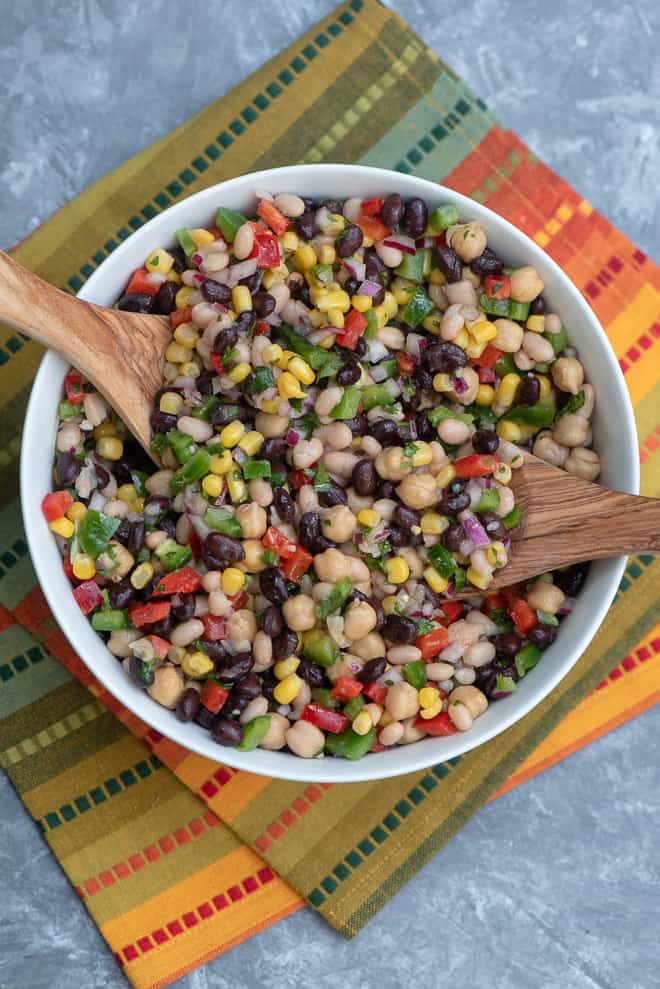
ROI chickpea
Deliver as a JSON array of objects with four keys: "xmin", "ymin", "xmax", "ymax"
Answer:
[
  {"xmin": 373, "ymin": 498, "xmax": 397, "ymax": 521},
  {"xmin": 346, "ymin": 555, "xmax": 371, "ymax": 583},
  {"xmin": 576, "ymin": 383, "xmax": 595, "ymax": 420},
  {"xmin": 449, "ymin": 684, "xmax": 488, "ymax": 719},
  {"xmin": 429, "ymin": 282, "xmax": 448, "ymax": 312},
  {"xmin": 396, "ymin": 473, "xmax": 437, "ymax": 510},
  {"xmin": 147, "ymin": 665, "xmax": 185, "ymax": 709},
  {"xmin": 399, "ymin": 715, "xmax": 427, "ymax": 744},
  {"xmin": 102, "ymin": 499, "xmax": 129, "ymax": 519},
  {"xmin": 447, "ymin": 366, "xmax": 479, "ymax": 405},
  {"xmin": 447, "ymin": 620, "xmax": 481, "ymax": 646},
  {"xmin": 463, "ymin": 641, "xmax": 496, "ymax": 668},
  {"xmin": 522, "ymin": 331, "xmax": 554, "ymax": 364},
  {"xmin": 513, "ymin": 349, "xmax": 536, "ymax": 372},
  {"xmin": 107, "ymin": 629, "xmax": 140, "ymax": 657},
  {"xmin": 315, "ymin": 386, "xmax": 344, "ymax": 418},
  {"xmin": 491, "ymin": 318, "xmax": 523, "ymax": 354},
  {"xmin": 347, "ymin": 489, "xmax": 375, "ymax": 516},
  {"xmin": 312, "ymin": 581, "xmax": 334, "ymax": 602},
  {"xmin": 292, "ymin": 681, "xmax": 312, "ymax": 712},
  {"xmin": 527, "ymin": 580, "xmax": 565, "ymax": 614},
  {"xmin": 533, "ymin": 430, "xmax": 568, "ymax": 468},
  {"xmin": 325, "ymin": 655, "xmax": 363, "ymax": 685},
  {"xmin": 354, "ymin": 580, "xmax": 373, "ymax": 597},
  {"xmin": 552, "ymin": 414, "xmax": 589, "ymax": 448},
  {"xmin": 239, "ymin": 540, "xmax": 268, "ymax": 574},
  {"xmin": 227, "ymin": 609, "xmax": 257, "ymax": 646},
  {"xmin": 285, "ymin": 720, "xmax": 325, "ymax": 758},
  {"xmin": 324, "ymin": 450, "xmax": 359, "ymax": 479},
  {"xmin": 375, "ymin": 446, "xmax": 407, "ymax": 482},
  {"xmin": 314, "ymin": 547, "xmax": 349, "ymax": 583},
  {"xmin": 293, "ymin": 437, "xmax": 324, "ymax": 469},
  {"xmin": 350, "ymin": 632, "xmax": 386, "ymax": 661},
  {"xmin": 379, "ymin": 721, "xmax": 405, "ymax": 746},
  {"xmin": 444, "ymin": 279, "xmax": 477, "ymax": 308},
  {"xmin": 298, "ymin": 485, "xmax": 320, "ymax": 515},
  {"xmin": 316, "ymin": 422, "xmax": 352, "ymax": 450},
  {"xmin": 248, "ymin": 478, "xmax": 273, "ymax": 507},
  {"xmin": 396, "ymin": 546, "xmax": 424, "ymax": 579},
  {"xmin": 234, "ymin": 502, "xmax": 268, "ymax": 540},
  {"xmin": 565, "ymin": 446, "xmax": 601, "ymax": 481},
  {"xmin": 322, "ymin": 504, "xmax": 357, "ymax": 543},
  {"xmin": 551, "ymin": 357, "xmax": 584, "ymax": 396},
  {"xmin": 509, "ymin": 265, "xmax": 544, "ymax": 302},
  {"xmin": 429, "ymin": 440, "xmax": 449, "ymax": 475},
  {"xmin": 254, "ymin": 411, "xmax": 289, "ymax": 438},
  {"xmin": 437, "ymin": 418, "xmax": 471, "ymax": 445},
  {"xmin": 96, "ymin": 541, "xmax": 134, "ymax": 582},
  {"xmin": 282, "ymin": 594, "xmax": 317, "ymax": 632},
  {"xmin": 385, "ymin": 681, "xmax": 420, "ymax": 721},
  {"xmin": 240, "ymin": 696, "xmax": 269, "ymax": 724},
  {"xmin": 344, "ymin": 600, "xmax": 377, "ymax": 640},
  {"xmin": 202, "ymin": 571, "xmax": 222, "ymax": 593},
  {"xmin": 259, "ymin": 713, "xmax": 289, "ymax": 750},
  {"xmin": 252, "ymin": 630, "xmax": 274, "ymax": 672},
  {"xmin": 448, "ymin": 221, "xmax": 487, "ymax": 262},
  {"xmin": 171, "ymin": 619, "xmax": 205, "ymax": 648}
]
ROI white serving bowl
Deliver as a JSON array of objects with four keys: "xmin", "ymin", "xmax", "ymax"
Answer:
[{"xmin": 21, "ymin": 165, "xmax": 639, "ymax": 783}]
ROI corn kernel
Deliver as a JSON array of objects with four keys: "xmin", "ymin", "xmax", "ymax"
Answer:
[
  {"xmin": 470, "ymin": 320, "xmax": 498, "ymax": 344},
  {"xmin": 221, "ymin": 567, "xmax": 246, "ymax": 595},
  {"xmin": 276, "ymin": 349, "xmax": 296, "ymax": 370},
  {"xmin": 260, "ymin": 397, "xmax": 282, "ymax": 414},
  {"xmin": 262, "ymin": 343, "xmax": 283, "ymax": 365},
  {"xmin": 308, "ymin": 285, "xmax": 328, "ymax": 306},
  {"xmin": 287, "ymin": 357, "xmax": 315, "ymax": 385},
  {"xmin": 229, "ymin": 362, "xmax": 252, "ymax": 384},
  {"xmin": 182, "ymin": 651, "xmax": 214, "ymax": 678},
  {"xmin": 423, "ymin": 567, "xmax": 449, "ymax": 594},
  {"xmin": 96, "ymin": 437, "xmax": 124, "ymax": 461},
  {"xmin": 209, "ymin": 450, "xmax": 233, "ymax": 474},
  {"xmin": 165, "ymin": 342, "xmax": 192, "ymax": 364},
  {"xmin": 93, "ymin": 420, "xmax": 116, "ymax": 439},
  {"xmin": 273, "ymin": 673, "xmax": 303, "ymax": 705},
  {"xmin": 517, "ymin": 423, "xmax": 540, "ymax": 441},
  {"xmin": 497, "ymin": 373, "xmax": 520, "ymax": 409},
  {"xmin": 429, "ymin": 267, "xmax": 446, "ymax": 285},
  {"xmin": 351, "ymin": 294, "xmax": 373, "ymax": 312},
  {"xmin": 145, "ymin": 248, "xmax": 174, "ymax": 275},
  {"xmin": 420, "ymin": 700, "xmax": 444, "ymax": 720},
  {"xmin": 66, "ymin": 501, "xmax": 87, "ymax": 523},
  {"xmin": 422, "ymin": 312, "xmax": 442, "ymax": 333},
  {"xmin": 383, "ymin": 292, "xmax": 398, "ymax": 319},
  {"xmin": 496, "ymin": 420, "xmax": 522, "ymax": 443},
  {"xmin": 295, "ymin": 243, "xmax": 317, "ymax": 270},
  {"xmin": 362, "ymin": 233, "xmax": 374, "ymax": 248},
  {"xmin": 281, "ymin": 230, "xmax": 299, "ymax": 252},
  {"xmin": 175, "ymin": 286, "xmax": 195, "ymax": 309},
  {"xmin": 464, "ymin": 338, "xmax": 487, "ymax": 359},
  {"xmin": 50, "ymin": 517, "xmax": 75, "ymax": 538},
  {"xmin": 526, "ymin": 314, "xmax": 546, "ymax": 333},
  {"xmin": 238, "ymin": 430, "xmax": 265, "ymax": 456},
  {"xmin": 261, "ymin": 267, "xmax": 286, "ymax": 289},
  {"xmin": 372, "ymin": 305, "xmax": 388, "ymax": 329},
  {"xmin": 536, "ymin": 374, "xmax": 551, "ymax": 398},
  {"xmin": 277, "ymin": 371, "xmax": 306, "ymax": 399},
  {"xmin": 180, "ymin": 361, "xmax": 200, "ymax": 378},
  {"xmin": 385, "ymin": 556, "xmax": 410, "ymax": 585},
  {"xmin": 317, "ymin": 290, "xmax": 350, "ymax": 313},
  {"xmin": 274, "ymin": 656, "xmax": 300, "ymax": 680},
  {"xmin": 475, "ymin": 384, "xmax": 495, "ymax": 407},
  {"xmin": 352, "ymin": 710, "xmax": 373, "ymax": 736},
  {"xmin": 382, "ymin": 595, "xmax": 398, "ymax": 616},
  {"xmin": 357, "ymin": 508, "xmax": 381, "ymax": 529},
  {"xmin": 433, "ymin": 372, "xmax": 453, "ymax": 393},
  {"xmin": 173, "ymin": 323, "xmax": 199, "ymax": 348},
  {"xmin": 219, "ymin": 421, "xmax": 246, "ymax": 448},
  {"xmin": 159, "ymin": 391, "xmax": 183, "ymax": 415},
  {"xmin": 189, "ymin": 228, "xmax": 214, "ymax": 246},
  {"xmin": 393, "ymin": 282, "xmax": 414, "ymax": 305},
  {"xmin": 318, "ymin": 333, "xmax": 336, "ymax": 349},
  {"xmin": 435, "ymin": 464, "xmax": 456, "ymax": 489},
  {"xmin": 202, "ymin": 474, "xmax": 224, "ymax": 498},
  {"xmin": 72, "ymin": 553, "xmax": 96, "ymax": 580},
  {"xmin": 232, "ymin": 285, "xmax": 252, "ymax": 314},
  {"xmin": 454, "ymin": 328, "xmax": 470, "ymax": 350},
  {"xmin": 227, "ymin": 471, "xmax": 247, "ymax": 503},
  {"xmin": 466, "ymin": 566, "xmax": 492, "ymax": 590},
  {"xmin": 318, "ymin": 244, "xmax": 336, "ymax": 265},
  {"xmin": 420, "ymin": 512, "xmax": 449, "ymax": 535},
  {"xmin": 419, "ymin": 686, "xmax": 440, "ymax": 709},
  {"xmin": 410, "ymin": 442, "xmax": 433, "ymax": 468},
  {"xmin": 326, "ymin": 308, "xmax": 345, "ymax": 329},
  {"xmin": 165, "ymin": 270, "xmax": 181, "ymax": 284},
  {"xmin": 130, "ymin": 562, "xmax": 154, "ymax": 589},
  {"xmin": 309, "ymin": 308, "xmax": 325, "ymax": 328},
  {"xmin": 117, "ymin": 483, "xmax": 138, "ymax": 505}
]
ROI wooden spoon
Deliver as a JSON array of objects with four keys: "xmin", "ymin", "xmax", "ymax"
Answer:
[
  {"xmin": 456, "ymin": 454, "xmax": 660, "ymax": 596},
  {"xmin": 0, "ymin": 250, "xmax": 170, "ymax": 458}
]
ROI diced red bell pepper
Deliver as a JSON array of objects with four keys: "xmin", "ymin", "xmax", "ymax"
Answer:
[
  {"xmin": 201, "ymin": 679, "xmax": 229, "ymax": 714},
  {"xmin": 64, "ymin": 370, "xmax": 85, "ymax": 405},
  {"xmin": 263, "ymin": 526, "xmax": 297, "ymax": 559},
  {"xmin": 288, "ymin": 468, "xmax": 314, "ymax": 490},
  {"xmin": 188, "ymin": 528, "xmax": 202, "ymax": 561},
  {"xmin": 207, "ymin": 226, "xmax": 223, "ymax": 241},
  {"xmin": 210, "ymin": 352, "xmax": 224, "ymax": 375},
  {"xmin": 356, "ymin": 213, "xmax": 391, "ymax": 242},
  {"xmin": 171, "ymin": 307, "xmax": 193, "ymax": 329},
  {"xmin": 72, "ymin": 580, "xmax": 103, "ymax": 615},
  {"xmin": 154, "ymin": 566, "xmax": 202, "ymax": 596},
  {"xmin": 42, "ymin": 490, "xmax": 73, "ymax": 522},
  {"xmin": 129, "ymin": 600, "xmax": 171, "ymax": 628},
  {"xmin": 484, "ymin": 592, "xmax": 506, "ymax": 614},
  {"xmin": 370, "ymin": 740, "xmax": 387, "ymax": 753},
  {"xmin": 63, "ymin": 558, "xmax": 77, "ymax": 584},
  {"xmin": 453, "ymin": 454, "xmax": 499, "ymax": 478},
  {"xmin": 363, "ymin": 681, "xmax": 387, "ymax": 705},
  {"xmin": 415, "ymin": 626, "xmax": 449, "ymax": 660},
  {"xmin": 477, "ymin": 367, "xmax": 496, "ymax": 384},
  {"xmin": 254, "ymin": 231, "xmax": 281, "ymax": 269},
  {"xmin": 439, "ymin": 601, "xmax": 464, "ymax": 625},
  {"xmin": 125, "ymin": 267, "xmax": 160, "ymax": 297},
  {"xmin": 202, "ymin": 614, "xmax": 227, "ymax": 642},
  {"xmin": 146, "ymin": 635, "xmax": 171, "ymax": 660},
  {"xmin": 395, "ymin": 352, "xmax": 415, "ymax": 376},
  {"xmin": 331, "ymin": 677, "xmax": 364, "ymax": 702},
  {"xmin": 415, "ymin": 711, "xmax": 458, "ymax": 736},
  {"xmin": 301, "ymin": 702, "xmax": 350, "ymax": 734},
  {"xmin": 473, "ymin": 343, "xmax": 503, "ymax": 370},
  {"xmin": 335, "ymin": 308, "xmax": 367, "ymax": 351},
  {"xmin": 256, "ymin": 199, "xmax": 290, "ymax": 236},
  {"xmin": 509, "ymin": 598, "xmax": 537, "ymax": 635},
  {"xmin": 360, "ymin": 197, "xmax": 383, "ymax": 217},
  {"xmin": 227, "ymin": 590, "xmax": 248, "ymax": 611},
  {"xmin": 281, "ymin": 545, "xmax": 313, "ymax": 582},
  {"xmin": 254, "ymin": 320, "xmax": 271, "ymax": 335},
  {"xmin": 484, "ymin": 275, "xmax": 511, "ymax": 300}
]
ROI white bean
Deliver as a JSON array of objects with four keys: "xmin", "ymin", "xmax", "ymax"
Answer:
[
  {"xmin": 240, "ymin": 696, "xmax": 269, "ymax": 724},
  {"xmin": 293, "ymin": 437, "xmax": 324, "ymax": 469},
  {"xmin": 315, "ymin": 386, "xmax": 344, "ymax": 418},
  {"xmin": 444, "ymin": 280, "xmax": 477, "ymax": 307},
  {"xmin": 176, "ymin": 416, "xmax": 213, "ymax": 442},
  {"xmin": 522, "ymin": 332, "xmax": 554, "ymax": 363},
  {"xmin": 285, "ymin": 720, "xmax": 325, "ymax": 758},
  {"xmin": 233, "ymin": 223, "xmax": 255, "ymax": 260},
  {"xmin": 454, "ymin": 667, "xmax": 476, "ymax": 685},
  {"xmin": 425, "ymin": 661, "xmax": 455, "ymax": 681},
  {"xmin": 379, "ymin": 721, "xmax": 404, "ymax": 746},
  {"xmin": 378, "ymin": 325, "xmax": 405, "ymax": 350},
  {"xmin": 252, "ymin": 631, "xmax": 274, "ymax": 672},
  {"xmin": 274, "ymin": 192, "xmax": 305, "ymax": 218},
  {"xmin": 440, "ymin": 303, "xmax": 464, "ymax": 341},
  {"xmin": 170, "ymin": 619, "xmax": 205, "ymax": 648},
  {"xmin": 83, "ymin": 392, "xmax": 108, "ymax": 426},
  {"xmin": 269, "ymin": 282, "xmax": 291, "ymax": 314},
  {"xmin": 316, "ymin": 422, "xmax": 352, "ymax": 450},
  {"xmin": 248, "ymin": 478, "xmax": 273, "ymax": 507},
  {"xmin": 375, "ymin": 240, "xmax": 403, "ymax": 268},
  {"xmin": 437, "ymin": 418, "xmax": 471, "ymax": 445},
  {"xmin": 387, "ymin": 645, "xmax": 422, "ymax": 665}
]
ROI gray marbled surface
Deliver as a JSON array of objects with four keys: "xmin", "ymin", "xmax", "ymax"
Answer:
[{"xmin": 1, "ymin": 1, "xmax": 659, "ymax": 987}]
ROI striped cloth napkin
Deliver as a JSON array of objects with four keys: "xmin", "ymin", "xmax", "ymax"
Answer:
[{"xmin": 1, "ymin": 1, "xmax": 659, "ymax": 986}]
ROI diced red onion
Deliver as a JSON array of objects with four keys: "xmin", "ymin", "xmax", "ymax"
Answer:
[
  {"xmin": 366, "ymin": 339, "xmax": 389, "ymax": 363},
  {"xmin": 439, "ymin": 642, "xmax": 465, "ymax": 664},
  {"xmin": 191, "ymin": 253, "xmax": 203, "ymax": 266},
  {"xmin": 415, "ymin": 237, "xmax": 435, "ymax": 249},
  {"xmin": 89, "ymin": 491, "xmax": 106, "ymax": 512},
  {"xmin": 370, "ymin": 363, "xmax": 390, "ymax": 383},
  {"xmin": 358, "ymin": 278, "xmax": 382, "ymax": 297},
  {"xmin": 459, "ymin": 510, "xmax": 490, "ymax": 549},
  {"xmin": 343, "ymin": 258, "xmax": 366, "ymax": 281},
  {"xmin": 466, "ymin": 479, "xmax": 484, "ymax": 507},
  {"xmin": 383, "ymin": 234, "xmax": 416, "ymax": 255},
  {"xmin": 405, "ymin": 333, "xmax": 424, "ymax": 359},
  {"xmin": 227, "ymin": 258, "xmax": 258, "ymax": 284},
  {"xmin": 286, "ymin": 429, "xmax": 301, "ymax": 446},
  {"xmin": 559, "ymin": 597, "xmax": 575, "ymax": 616},
  {"xmin": 408, "ymin": 418, "xmax": 418, "ymax": 440},
  {"xmin": 453, "ymin": 375, "xmax": 468, "ymax": 394},
  {"xmin": 479, "ymin": 368, "xmax": 496, "ymax": 384},
  {"xmin": 264, "ymin": 311, "xmax": 282, "ymax": 326}
]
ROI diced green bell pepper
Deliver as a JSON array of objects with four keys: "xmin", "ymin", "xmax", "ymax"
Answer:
[
  {"xmin": 277, "ymin": 323, "xmax": 343, "ymax": 380},
  {"xmin": 402, "ymin": 660, "xmax": 426, "ymax": 690},
  {"xmin": 236, "ymin": 716, "xmax": 271, "ymax": 751},
  {"xmin": 170, "ymin": 449, "xmax": 211, "ymax": 493},
  {"xmin": 544, "ymin": 325, "xmax": 569, "ymax": 354},
  {"xmin": 427, "ymin": 543, "xmax": 466, "ymax": 591},
  {"xmin": 502, "ymin": 505, "xmax": 522, "ymax": 529},
  {"xmin": 536, "ymin": 610, "xmax": 559, "ymax": 626},
  {"xmin": 401, "ymin": 287, "xmax": 434, "ymax": 327},
  {"xmin": 316, "ymin": 576, "xmax": 352, "ymax": 619},
  {"xmin": 58, "ymin": 400, "xmax": 78, "ymax": 420},
  {"xmin": 479, "ymin": 293, "xmax": 510, "ymax": 317},
  {"xmin": 363, "ymin": 308, "xmax": 379, "ymax": 340},
  {"xmin": 427, "ymin": 404, "xmax": 473, "ymax": 428},
  {"xmin": 242, "ymin": 460, "xmax": 272, "ymax": 480},
  {"xmin": 91, "ymin": 609, "xmax": 129, "ymax": 632},
  {"xmin": 475, "ymin": 487, "xmax": 501, "ymax": 512},
  {"xmin": 502, "ymin": 394, "xmax": 556, "ymax": 427},
  {"xmin": 325, "ymin": 726, "xmax": 376, "ymax": 760},
  {"xmin": 493, "ymin": 353, "xmax": 521, "ymax": 378},
  {"xmin": 394, "ymin": 250, "xmax": 425, "ymax": 283},
  {"xmin": 360, "ymin": 383, "xmax": 393, "ymax": 412},
  {"xmin": 330, "ymin": 386, "xmax": 362, "ymax": 420},
  {"xmin": 154, "ymin": 538, "xmax": 192, "ymax": 572},
  {"xmin": 494, "ymin": 674, "xmax": 517, "ymax": 694},
  {"xmin": 514, "ymin": 643, "xmax": 542, "ymax": 678},
  {"xmin": 204, "ymin": 507, "xmax": 243, "ymax": 537},
  {"xmin": 304, "ymin": 631, "xmax": 340, "ymax": 668},
  {"xmin": 215, "ymin": 207, "xmax": 248, "ymax": 243},
  {"xmin": 175, "ymin": 228, "xmax": 197, "ymax": 258},
  {"xmin": 78, "ymin": 510, "xmax": 120, "ymax": 558},
  {"xmin": 507, "ymin": 300, "xmax": 530, "ymax": 321},
  {"xmin": 191, "ymin": 395, "xmax": 220, "ymax": 421},
  {"xmin": 343, "ymin": 695, "xmax": 365, "ymax": 720},
  {"xmin": 311, "ymin": 687, "xmax": 340, "ymax": 709},
  {"xmin": 428, "ymin": 203, "xmax": 459, "ymax": 232},
  {"xmin": 311, "ymin": 263, "xmax": 334, "ymax": 286},
  {"xmin": 166, "ymin": 429, "xmax": 198, "ymax": 464},
  {"xmin": 556, "ymin": 391, "xmax": 585, "ymax": 418},
  {"xmin": 151, "ymin": 432, "xmax": 167, "ymax": 456}
]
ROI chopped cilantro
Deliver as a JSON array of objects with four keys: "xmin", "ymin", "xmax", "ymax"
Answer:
[{"xmin": 261, "ymin": 549, "xmax": 279, "ymax": 566}]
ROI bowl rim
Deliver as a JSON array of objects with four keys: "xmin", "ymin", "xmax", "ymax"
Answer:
[{"xmin": 20, "ymin": 163, "xmax": 639, "ymax": 783}]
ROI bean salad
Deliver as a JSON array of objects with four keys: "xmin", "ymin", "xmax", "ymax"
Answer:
[{"xmin": 44, "ymin": 190, "xmax": 599, "ymax": 759}]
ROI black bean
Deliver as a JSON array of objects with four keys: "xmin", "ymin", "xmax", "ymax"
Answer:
[
  {"xmin": 353, "ymin": 337, "xmax": 367, "ymax": 359},
  {"xmin": 239, "ymin": 270, "xmax": 262, "ymax": 293},
  {"xmin": 320, "ymin": 198, "xmax": 343, "ymax": 215},
  {"xmin": 204, "ymin": 641, "xmax": 227, "ymax": 664},
  {"xmin": 347, "ymin": 588, "xmax": 368, "ymax": 605},
  {"xmin": 529, "ymin": 294, "xmax": 546, "ymax": 315},
  {"xmin": 153, "ymin": 281, "xmax": 177, "ymax": 315},
  {"xmin": 108, "ymin": 578, "xmax": 135, "ymax": 609},
  {"xmin": 336, "ymin": 361, "xmax": 361, "ymax": 386},
  {"xmin": 371, "ymin": 284, "xmax": 386, "ymax": 306},
  {"xmin": 394, "ymin": 504, "xmax": 420, "ymax": 529},
  {"xmin": 202, "ymin": 532, "xmax": 245, "ymax": 570},
  {"xmin": 144, "ymin": 494, "xmax": 171, "ymax": 518},
  {"xmin": 365, "ymin": 248, "xmax": 390, "ymax": 286},
  {"xmin": 172, "ymin": 592, "xmax": 196, "ymax": 622},
  {"xmin": 442, "ymin": 522, "xmax": 465, "ymax": 552},
  {"xmin": 127, "ymin": 520, "xmax": 145, "ymax": 555},
  {"xmin": 527, "ymin": 625, "xmax": 558, "ymax": 649},
  {"xmin": 387, "ymin": 525, "xmax": 409, "ymax": 548},
  {"xmin": 217, "ymin": 652, "xmax": 254, "ymax": 683},
  {"xmin": 297, "ymin": 512, "xmax": 322, "ymax": 551},
  {"xmin": 150, "ymin": 409, "xmax": 178, "ymax": 434},
  {"xmin": 414, "ymin": 367, "xmax": 434, "ymax": 392},
  {"xmin": 370, "ymin": 418, "xmax": 401, "ymax": 447},
  {"xmin": 93, "ymin": 463, "xmax": 110, "ymax": 490},
  {"xmin": 259, "ymin": 567, "xmax": 290, "ymax": 605},
  {"xmin": 297, "ymin": 659, "xmax": 328, "ymax": 688},
  {"xmin": 272, "ymin": 486, "xmax": 295, "ymax": 522},
  {"xmin": 127, "ymin": 654, "xmax": 156, "ymax": 688},
  {"xmin": 479, "ymin": 510, "xmax": 506, "ymax": 541},
  {"xmin": 168, "ymin": 245, "xmax": 187, "ymax": 274},
  {"xmin": 400, "ymin": 387, "xmax": 422, "ymax": 413},
  {"xmin": 424, "ymin": 341, "xmax": 467, "ymax": 374},
  {"xmin": 438, "ymin": 488, "xmax": 471, "ymax": 515},
  {"xmin": 553, "ymin": 563, "xmax": 589, "ymax": 597},
  {"xmin": 319, "ymin": 484, "xmax": 348, "ymax": 508},
  {"xmin": 470, "ymin": 248, "xmax": 504, "ymax": 276},
  {"xmin": 272, "ymin": 629, "xmax": 298, "ymax": 662},
  {"xmin": 472, "ymin": 429, "xmax": 499, "ymax": 455},
  {"xmin": 402, "ymin": 197, "xmax": 428, "ymax": 238},
  {"xmin": 252, "ymin": 291, "xmax": 276, "ymax": 318},
  {"xmin": 434, "ymin": 244, "xmax": 463, "ymax": 283},
  {"xmin": 262, "ymin": 437, "xmax": 288, "ymax": 464},
  {"xmin": 261, "ymin": 605, "xmax": 284, "ymax": 637},
  {"xmin": 212, "ymin": 324, "xmax": 238, "ymax": 353},
  {"xmin": 495, "ymin": 633, "xmax": 520, "ymax": 658},
  {"xmin": 234, "ymin": 311, "xmax": 256, "ymax": 335},
  {"xmin": 517, "ymin": 374, "xmax": 540, "ymax": 406},
  {"xmin": 381, "ymin": 193, "xmax": 404, "ymax": 228},
  {"xmin": 369, "ymin": 596, "xmax": 386, "ymax": 630},
  {"xmin": 56, "ymin": 452, "xmax": 80, "ymax": 485},
  {"xmin": 343, "ymin": 277, "xmax": 360, "ymax": 297},
  {"xmin": 113, "ymin": 520, "xmax": 131, "ymax": 547},
  {"xmin": 295, "ymin": 211, "xmax": 316, "ymax": 240},
  {"xmin": 383, "ymin": 615, "xmax": 417, "ymax": 644},
  {"xmin": 201, "ymin": 279, "xmax": 232, "ymax": 304},
  {"xmin": 150, "ymin": 614, "xmax": 175, "ymax": 638},
  {"xmin": 196, "ymin": 370, "xmax": 214, "ymax": 395},
  {"xmin": 195, "ymin": 707, "xmax": 216, "ymax": 731},
  {"xmin": 211, "ymin": 718, "xmax": 243, "ymax": 746},
  {"xmin": 112, "ymin": 459, "xmax": 133, "ymax": 486},
  {"xmin": 357, "ymin": 656, "xmax": 387, "ymax": 684},
  {"xmin": 414, "ymin": 411, "xmax": 435, "ymax": 442},
  {"xmin": 343, "ymin": 413, "xmax": 368, "ymax": 436},
  {"xmin": 377, "ymin": 480, "xmax": 396, "ymax": 499},
  {"xmin": 336, "ymin": 223, "xmax": 363, "ymax": 258},
  {"xmin": 118, "ymin": 293, "xmax": 154, "ymax": 313},
  {"xmin": 259, "ymin": 669, "xmax": 278, "ymax": 702},
  {"xmin": 352, "ymin": 458, "xmax": 377, "ymax": 496},
  {"xmin": 233, "ymin": 673, "xmax": 262, "ymax": 699},
  {"xmin": 176, "ymin": 688, "xmax": 201, "ymax": 723},
  {"xmin": 160, "ymin": 514, "xmax": 177, "ymax": 540}
]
